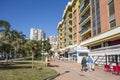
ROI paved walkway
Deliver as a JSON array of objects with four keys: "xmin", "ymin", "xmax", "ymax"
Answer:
[{"xmin": 49, "ymin": 60, "xmax": 120, "ymax": 80}]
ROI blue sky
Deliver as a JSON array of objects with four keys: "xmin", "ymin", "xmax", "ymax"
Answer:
[{"xmin": 0, "ymin": 0, "xmax": 71, "ymax": 38}]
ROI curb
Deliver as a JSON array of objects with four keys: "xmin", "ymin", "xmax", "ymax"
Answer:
[{"xmin": 44, "ymin": 73, "xmax": 60, "ymax": 80}]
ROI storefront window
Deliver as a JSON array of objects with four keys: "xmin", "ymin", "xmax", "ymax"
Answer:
[{"xmin": 108, "ymin": 55, "xmax": 120, "ymax": 64}]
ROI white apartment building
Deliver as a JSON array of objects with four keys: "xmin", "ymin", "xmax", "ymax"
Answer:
[
  {"xmin": 30, "ymin": 28, "xmax": 46, "ymax": 40},
  {"xmin": 48, "ymin": 36, "xmax": 58, "ymax": 51}
]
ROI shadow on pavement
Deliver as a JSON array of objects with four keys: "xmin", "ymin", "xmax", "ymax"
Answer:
[
  {"xmin": 47, "ymin": 63, "xmax": 59, "ymax": 67},
  {"xmin": 60, "ymin": 71, "xmax": 70, "ymax": 76},
  {"xmin": 44, "ymin": 71, "xmax": 70, "ymax": 80}
]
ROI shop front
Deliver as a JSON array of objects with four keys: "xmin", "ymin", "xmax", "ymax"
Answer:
[{"xmin": 68, "ymin": 46, "xmax": 89, "ymax": 63}]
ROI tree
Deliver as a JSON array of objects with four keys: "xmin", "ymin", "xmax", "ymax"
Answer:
[
  {"xmin": 17, "ymin": 38, "xmax": 28, "ymax": 57},
  {"xmin": 0, "ymin": 20, "xmax": 10, "ymax": 32},
  {"xmin": 42, "ymin": 39, "xmax": 51, "ymax": 53},
  {"xmin": 10, "ymin": 30, "xmax": 26, "ymax": 58},
  {"xmin": 34, "ymin": 40, "xmax": 42, "ymax": 59},
  {"xmin": 48, "ymin": 50, "xmax": 55, "ymax": 57},
  {"xmin": 0, "ymin": 20, "xmax": 11, "ymax": 61},
  {"xmin": 26, "ymin": 40, "xmax": 38, "ymax": 69}
]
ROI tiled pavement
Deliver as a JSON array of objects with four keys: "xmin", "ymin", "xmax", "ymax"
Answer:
[{"xmin": 49, "ymin": 60, "xmax": 120, "ymax": 80}]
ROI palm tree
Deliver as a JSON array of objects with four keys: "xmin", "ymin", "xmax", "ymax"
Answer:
[
  {"xmin": 0, "ymin": 20, "xmax": 11, "ymax": 61},
  {"xmin": 0, "ymin": 20, "xmax": 10, "ymax": 32},
  {"xmin": 34, "ymin": 40, "xmax": 42, "ymax": 59},
  {"xmin": 10, "ymin": 30, "xmax": 26, "ymax": 58},
  {"xmin": 18, "ymin": 38, "xmax": 28, "ymax": 57},
  {"xmin": 26, "ymin": 40, "xmax": 38, "ymax": 69},
  {"xmin": 42, "ymin": 39, "xmax": 51, "ymax": 53}
]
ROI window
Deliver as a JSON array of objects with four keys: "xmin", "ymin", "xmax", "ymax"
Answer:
[
  {"xmin": 108, "ymin": 0, "xmax": 115, "ymax": 21},
  {"xmin": 96, "ymin": 0, "xmax": 101, "ymax": 34},
  {"xmin": 110, "ymin": 20, "xmax": 116, "ymax": 28},
  {"xmin": 80, "ymin": 3, "xmax": 84, "ymax": 10},
  {"xmin": 73, "ymin": 25, "xmax": 76, "ymax": 31},
  {"xmin": 91, "ymin": 0, "xmax": 101, "ymax": 36},
  {"xmin": 73, "ymin": 33, "xmax": 76, "ymax": 39},
  {"xmin": 97, "ymin": 24, "xmax": 101, "ymax": 34},
  {"xmin": 73, "ymin": 3, "xmax": 76, "ymax": 9},
  {"xmin": 91, "ymin": 44, "xmax": 101, "ymax": 50},
  {"xmin": 93, "ymin": 26, "xmax": 96, "ymax": 36},
  {"xmin": 108, "ymin": 0, "xmax": 113, "ymax": 4},
  {"xmin": 118, "ymin": 55, "xmax": 120, "ymax": 63},
  {"xmin": 73, "ymin": 10, "xmax": 76, "ymax": 16},
  {"xmin": 109, "ymin": 1, "xmax": 115, "ymax": 16},
  {"xmin": 108, "ymin": 55, "xmax": 117, "ymax": 63},
  {"xmin": 78, "ymin": 52, "xmax": 88, "ymax": 56},
  {"xmin": 73, "ymin": 17, "xmax": 76, "ymax": 24},
  {"xmin": 108, "ymin": 0, "xmax": 116, "ymax": 28}
]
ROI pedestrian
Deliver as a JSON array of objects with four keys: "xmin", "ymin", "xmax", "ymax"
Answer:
[
  {"xmin": 87, "ymin": 56, "xmax": 94, "ymax": 72},
  {"xmin": 81, "ymin": 56, "xmax": 87, "ymax": 71},
  {"xmin": 45, "ymin": 55, "xmax": 50, "ymax": 66}
]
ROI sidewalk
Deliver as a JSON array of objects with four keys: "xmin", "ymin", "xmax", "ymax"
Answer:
[{"xmin": 49, "ymin": 60, "xmax": 120, "ymax": 80}]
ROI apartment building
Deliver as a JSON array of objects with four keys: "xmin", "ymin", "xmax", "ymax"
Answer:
[
  {"xmin": 30, "ymin": 28, "xmax": 46, "ymax": 40},
  {"xmin": 81, "ymin": 0, "xmax": 120, "ymax": 66},
  {"xmin": 48, "ymin": 36, "xmax": 58, "ymax": 51},
  {"xmin": 57, "ymin": 2, "xmax": 73, "ymax": 50},
  {"xmin": 57, "ymin": 0, "xmax": 79, "ymax": 50},
  {"xmin": 57, "ymin": 0, "xmax": 120, "ymax": 65}
]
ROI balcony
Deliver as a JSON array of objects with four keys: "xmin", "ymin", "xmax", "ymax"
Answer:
[
  {"xmin": 59, "ymin": 28, "xmax": 62, "ymax": 32},
  {"xmin": 60, "ymin": 38, "xmax": 62, "ymax": 41},
  {"xmin": 79, "ymin": 0, "xmax": 83, "ymax": 3},
  {"xmin": 59, "ymin": 33, "xmax": 62, "ymax": 37},
  {"xmin": 69, "ymin": 34, "xmax": 72, "ymax": 38},
  {"xmin": 79, "ymin": 0, "xmax": 85, "ymax": 4},
  {"xmin": 79, "ymin": 24, "xmax": 90, "ymax": 35},
  {"xmin": 80, "ymin": 12, "xmax": 90, "ymax": 23},
  {"xmin": 69, "ymin": 12, "xmax": 72, "ymax": 18},
  {"xmin": 80, "ymin": 1, "xmax": 89, "ymax": 13},
  {"xmin": 69, "ymin": 19, "xmax": 72, "ymax": 25},
  {"xmin": 80, "ymin": 4, "xmax": 90, "ymax": 16},
  {"xmin": 68, "ymin": 30, "xmax": 72, "ymax": 35},
  {"xmin": 80, "ymin": 12, "xmax": 90, "ymax": 26},
  {"xmin": 69, "ymin": 28, "xmax": 72, "ymax": 33}
]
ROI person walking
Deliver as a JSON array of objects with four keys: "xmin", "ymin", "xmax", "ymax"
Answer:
[
  {"xmin": 81, "ymin": 56, "xmax": 87, "ymax": 71},
  {"xmin": 87, "ymin": 56, "xmax": 94, "ymax": 72},
  {"xmin": 45, "ymin": 55, "xmax": 50, "ymax": 66}
]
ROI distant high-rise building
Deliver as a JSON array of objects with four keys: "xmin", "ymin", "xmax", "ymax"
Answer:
[
  {"xmin": 30, "ymin": 28, "xmax": 46, "ymax": 40},
  {"xmin": 48, "ymin": 36, "xmax": 58, "ymax": 51},
  {"xmin": 48, "ymin": 36, "xmax": 58, "ymax": 44}
]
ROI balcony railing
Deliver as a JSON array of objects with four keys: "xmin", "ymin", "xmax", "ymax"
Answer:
[
  {"xmin": 79, "ymin": 0, "xmax": 83, "ymax": 3},
  {"xmin": 79, "ymin": 24, "xmax": 90, "ymax": 34},
  {"xmin": 80, "ymin": 12, "xmax": 90, "ymax": 24},
  {"xmin": 80, "ymin": 1, "xmax": 89, "ymax": 13}
]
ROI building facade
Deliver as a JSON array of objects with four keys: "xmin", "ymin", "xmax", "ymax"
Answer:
[
  {"xmin": 57, "ymin": 0, "xmax": 120, "ymax": 65},
  {"xmin": 48, "ymin": 36, "xmax": 58, "ymax": 52},
  {"xmin": 30, "ymin": 28, "xmax": 46, "ymax": 40}
]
